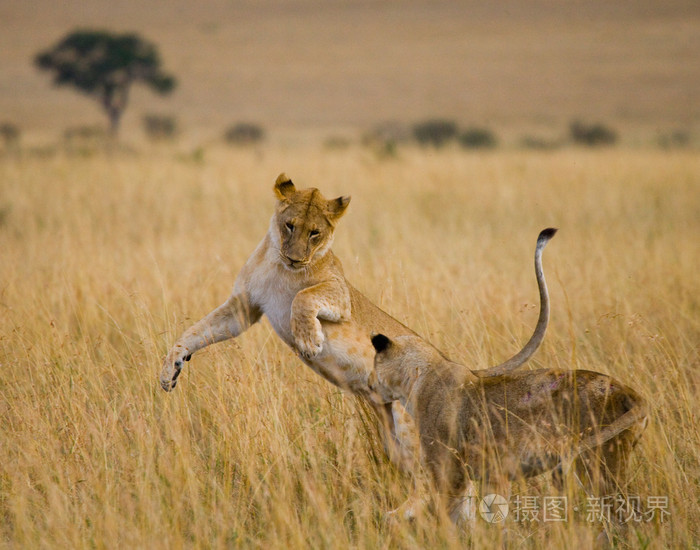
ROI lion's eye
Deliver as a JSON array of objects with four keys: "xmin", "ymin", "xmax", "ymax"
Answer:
[
  {"xmin": 285, "ymin": 222, "xmax": 295, "ymax": 234},
  {"xmin": 309, "ymin": 229, "xmax": 320, "ymax": 240}
]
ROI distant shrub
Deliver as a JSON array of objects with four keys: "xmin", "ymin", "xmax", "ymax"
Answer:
[
  {"xmin": 224, "ymin": 123, "xmax": 265, "ymax": 145},
  {"xmin": 657, "ymin": 130, "xmax": 691, "ymax": 149},
  {"xmin": 412, "ymin": 119, "xmax": 458, "ymax": 147},
  {"xmin": 362, "ymin": 121, "xmax": 409, "ymax": 158},
  {"xmin": 0, "ymin": 122, "xmax": 20, "ymax": 148},
  {"xmin": 458, "ymin": 127, "xmax": 498, "ymax": 149},
  {"xmin": 569, "ymin": 120, "xmax": 617, "ymax": 146},
  {"xmin": 143, "ymin": 114, "xmax": 178, "ymax": 140},
  {"xmin": 363, "ymin": 121, "xmax": 411, "ymax": 146}
]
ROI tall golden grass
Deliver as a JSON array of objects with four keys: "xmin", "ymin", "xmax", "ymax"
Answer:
[{"xmin": 0, "ymin": 146, "xmax": 698, "ymax": 548}]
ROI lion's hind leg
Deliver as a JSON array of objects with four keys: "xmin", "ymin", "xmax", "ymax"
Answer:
[{"xmin": 570, "ymin": 385, "xmax": 648, "ymax": 496}]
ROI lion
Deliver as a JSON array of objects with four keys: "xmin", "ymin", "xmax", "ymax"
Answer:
[
  {"xmin": 159, "ymin": 174, "xmax": 557, "ymax": 469},
  {"xmin": 368, "ymin": 331, "xmax": 648, "ymax": 524}
]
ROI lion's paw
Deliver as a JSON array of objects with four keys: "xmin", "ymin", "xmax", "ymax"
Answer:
[
  {"xmin": 292, "ymin": 318, "xmax": 324, "ymax": 360},
  {"xmin": 160, "ymin": 347, "xmax": 192, "ymax": 391}
]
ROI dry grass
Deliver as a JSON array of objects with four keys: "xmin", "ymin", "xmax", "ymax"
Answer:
[{"xmin": 0, "ymin": 146, "xmax": 698, "ymax": 548}]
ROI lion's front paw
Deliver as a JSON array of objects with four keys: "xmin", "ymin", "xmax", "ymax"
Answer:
[
  {"xmin": 160, "ymin": 348, "xmax": 191, "ymax": 391},
  {"xmin": 292, "ymin": 318, "xmax": 324, "ymax": 360}
]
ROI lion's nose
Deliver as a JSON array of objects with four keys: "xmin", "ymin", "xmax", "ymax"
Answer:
[{"xmin": 285, "ymin": 255, "xmax": 305, "ymax": 268}]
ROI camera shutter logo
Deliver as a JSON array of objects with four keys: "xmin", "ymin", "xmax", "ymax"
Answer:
[{"xmin": 479, "ymin": 493, "xmax": 509, "ymax": 523}]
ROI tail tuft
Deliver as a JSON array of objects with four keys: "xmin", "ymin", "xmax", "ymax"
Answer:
[{"xmin": 538, "ymin": 227, "xmax": 558, "ymax": 242}]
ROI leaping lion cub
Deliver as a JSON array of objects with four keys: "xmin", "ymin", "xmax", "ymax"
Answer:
[
  {"xmin": 160, "ymin": 174, "xmax": 555, "ymax": 469},
  {"xmin": 368, "ymin": 329, "xmax": 648, "ymax": 523}
]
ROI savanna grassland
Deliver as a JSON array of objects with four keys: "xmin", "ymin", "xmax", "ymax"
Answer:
[{"xmin": 0, "ymin": 145, "xmax": 698, "ymax": 548}]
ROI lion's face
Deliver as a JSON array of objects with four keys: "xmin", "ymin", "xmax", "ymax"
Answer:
[
  {"xmin": 369, "ymin": 333, "xmax": 433, "ymax": 404},
  {"xmin": 272, "ymin": 174, "xmax": 350, "ymax": 271}
]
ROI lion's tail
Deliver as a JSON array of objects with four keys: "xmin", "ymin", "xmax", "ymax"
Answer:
[{"xmin": 476, "ymin": 228, "xmax": 557, "ymax": 378}]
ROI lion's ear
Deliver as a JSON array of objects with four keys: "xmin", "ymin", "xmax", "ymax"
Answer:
[
  {"xmin": 327, "ymin": 195, "xmax": 351, "ymax": 220},
  {"xmin": 371, "ymin": 333, "xmax": 392, "ymax": 354},
  {"xmin": 274, "ymin": 173, "xmax": 296, "ymax": 200}
]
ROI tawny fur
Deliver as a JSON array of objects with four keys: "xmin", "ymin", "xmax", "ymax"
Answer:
[{"xmin": 369, "ymin": 333, "xmax": 648, "ymax": 522}]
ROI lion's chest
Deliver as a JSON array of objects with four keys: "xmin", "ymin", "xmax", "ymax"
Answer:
[
  {"xmin": 246, "ymin": 265, "xmax": 372, "ymax": 392},
  {"xmin": 249, "ymin": 269, "xmax": 299, "ymax": 346}
]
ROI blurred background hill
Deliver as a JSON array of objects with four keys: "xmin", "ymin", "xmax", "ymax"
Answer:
[{"xmin": 1, "ymin": 0, "xmax": 698, "ymax": 144}]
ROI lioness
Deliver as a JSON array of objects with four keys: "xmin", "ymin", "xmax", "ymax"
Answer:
[
  {"xmin": 160, "ymin": 174, "xmax": 556, "ymax": 468},
  {"xmin": 368, "ymin": 332, "xmax": 648, "ymax": 522}
]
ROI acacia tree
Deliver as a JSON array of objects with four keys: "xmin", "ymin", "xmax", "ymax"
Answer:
[{"xmin": 35, "ymin": 30, "xmax": 176, "ymax": 136}]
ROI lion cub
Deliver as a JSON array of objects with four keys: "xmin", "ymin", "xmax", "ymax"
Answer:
[{"xmin": 369, "ymin": 332, "xmax": 647, "ymax": 523}]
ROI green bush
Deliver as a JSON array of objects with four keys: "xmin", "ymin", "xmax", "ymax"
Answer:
[
  {"xmin": 224, "ymin": 123, "xmax": 265, "ymax": 145},
  {"xmin": 412, "ymin": 119, "xmax": 458, "ymax": 147},
  {"xmin": 657, "ymin": 130, "xmax": 691, "ymax": 149},
  {"xmin": 0, "ymin": 122, "xmax": 20, "ymax": 147},
  {"xmin": 570, "ymin": 120, "xmax": 617, "ymax": 146},
  {"xmin": 458, "ymin": 127, "xmax": 498, "ymax": 149}
]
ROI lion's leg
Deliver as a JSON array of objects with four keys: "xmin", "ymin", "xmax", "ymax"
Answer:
[
  {"xmin": 385, "ymin": 434, "xmax": 480, "ymax": 527},
  {"xmin": 383, "ymin": 435, "xmax": 432, "ymax": 524},
  {"xmin": 448, "ymin": 480, "xmax": 478, "ymax": 525},
  {"xmin": 567, "ymin": 400, "xmax": 647, "ymax": 495},
  {"xmin": 565, "ymin": 402, "xmax": 647, "ymax": 545},
  {"xmin": 160, "ymin": 293, "xmax": 261, "ymax": 391},
  {"xmin": 574, "ymin": 423, "xmax": 645, "ymax": 497},
  {"xmin": 290, "ymin": 280, "xmax": 350, "ymax": 360},
  {"xmin": 367, "ymin": 401, "xmax": 418, "ymax": 472},
  {"xmin": 390, "ymin": 401, "xmax": 421, "ymax": 471},
  {"xmin": 573, "ymin": 437, "xmax": 639, "ymax": 547}
]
